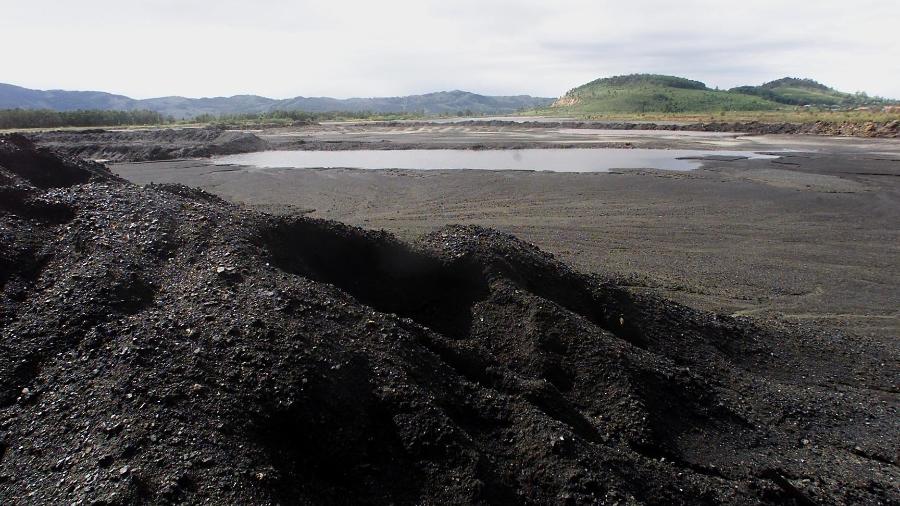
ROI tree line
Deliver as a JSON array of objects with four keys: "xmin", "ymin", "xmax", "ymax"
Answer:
[
  {"xmin": 0, "ymin": 109, "xmax": 173, "ymax": 129},
  {"xmin": 0, "ymin": 108, "xmax": 426, "ymax": 129},
  {"xmin": 194, "ymin": 110, "xmax": 424, "ymax": 124}
]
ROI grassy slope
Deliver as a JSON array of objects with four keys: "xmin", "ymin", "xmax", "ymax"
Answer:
[
  {"xmin": 729, "ymin": 78, "xmax": 856, "ymax": 106},
  {"xmin": 769, "ymin": 86, "xmax": 845, "ymax": 105},
  {"xmin": 552, "ymin": 75, "xmax": 782, "ymax": 114},
  {"xmin": 543, "ymin": 74, "xmax": 900, "ymax": 121},
  {"xmin": 534, "ymin": 109, "xmax": 900, "ymax": 123},
  {"xmin": 557, "ymin": 84, "xmax": 779, "ymax": 114}
]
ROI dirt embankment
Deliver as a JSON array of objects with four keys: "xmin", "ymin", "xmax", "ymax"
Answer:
[
  {"xmin": 383, "ymin": 119, "xmax": 900, "ymax": 138},
  {"xmin": 26, "ymin": 126, "xmax": 268, "ymax": 162},
  {"xmin": 1, "ymin": 135, "xmax": 897, "ymax": 504}
]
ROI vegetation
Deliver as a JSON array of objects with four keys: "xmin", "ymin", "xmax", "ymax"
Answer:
[
  {"xmin": 729, "ymin": 77, "xmax": 894, "ymax": 107},
  {"xmin": 548, "ymin": 109, "xmax": 900, "ymax": 124},
  {"xmin": 0, "ymin": 109, "xmax": 172, "ymax": 129},
  {"xmin": 1, "ymin": 83, "xmax": 553, "ymax": 118},
  {"xmin": 5, "ymin": 77, "xmax": 898, "ymax": 130},
  {"xmin": 0, "ymin": 109, "xmax": 427, "ymax": 130},
  {"xmin": 193, "ymin": 110, "xmax": 426, "ymax": 126},
  {"xmin": 554, "ymin": 74, "xmax": 780, "ymax": 114},
  {"xmin": 576, "ymin": 74, "xmax": 708, "ymax": 91},
  {"xmin": 550, "ymin": 74, "xmax": 900, "ymax": 116}
]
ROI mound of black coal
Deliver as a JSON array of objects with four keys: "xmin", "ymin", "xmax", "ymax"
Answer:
[
  {"xmin": 27, "ymin": 126, "xmax": 269, "ymax": 162},
  {"xmin": 0, "ymin": 134, "xmax": 122, "ymax": 188},
  {"xmin": 0, "ymin": 136, "xmax": 897, "ymax": 504}
]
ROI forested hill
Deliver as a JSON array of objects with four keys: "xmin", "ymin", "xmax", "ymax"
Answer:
[
  {"xmin": 0, "ymin": 83, "xmax": 553, "ymax": 118},
  {"xmin": 551, "ymin": 74, "xmax": 897, "ymax": 113}
]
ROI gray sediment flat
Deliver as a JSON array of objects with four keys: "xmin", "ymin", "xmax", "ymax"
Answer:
[{"xmin": 113, "ymin": 129, "xmax": 900, "ymax": 342}]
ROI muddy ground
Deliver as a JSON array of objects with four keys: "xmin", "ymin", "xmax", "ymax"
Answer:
[
  {"xmin": 1, "ymin": 134, "xmax": 898, "ymax": 505},
  {"xmin": 113, "ymin": 130, "xmax": 900, "ymax": 344}
]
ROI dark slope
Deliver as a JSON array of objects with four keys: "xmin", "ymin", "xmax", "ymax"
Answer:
[
  {"xmin": 0, "ymin": 136, "xmax": 897, "ymax": 504},
  {"xmin": 0, "ymin": 84, "xmax": 554, "ymax": 118},
  {"xmin": 27, "ymin": 127, "xmax": 269, "ymax": 162}
]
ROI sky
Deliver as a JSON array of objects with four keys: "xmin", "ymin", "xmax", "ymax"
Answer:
[{"xmin": 3, "ymin": 0, "xmax": 898, "ymax": 99}]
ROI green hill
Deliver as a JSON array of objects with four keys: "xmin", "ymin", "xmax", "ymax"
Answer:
[
  {"xmin": 550, "ymin": 74, "xmax": 900, "ymax": 115},
  {"xmin": 0, "ymin": 83, "xmax": 554, "ymax": 119},
  {"xmin": 552, "ymin": 74, "xmax": 780, "ymax": 114},
  {"xmin": 729, "ymin": 77, "xmax": 893, "ymax": 107}
]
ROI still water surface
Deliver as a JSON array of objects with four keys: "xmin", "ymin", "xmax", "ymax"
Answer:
[{"xmin": 215, "ymin": 148, "xmax": 778, "ymax": 172}]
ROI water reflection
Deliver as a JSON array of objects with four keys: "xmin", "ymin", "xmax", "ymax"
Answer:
[{"xmin": 215, "ymin": 148, "xmax": 778, "ymax": 173}]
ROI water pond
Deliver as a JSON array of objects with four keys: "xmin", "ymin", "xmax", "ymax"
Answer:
[{"xmin": 214, "ymin": 148, "xmax": 778, "ymax": 172}]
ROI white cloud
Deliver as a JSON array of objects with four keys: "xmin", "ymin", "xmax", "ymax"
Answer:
[{"xmin": 2, "ymin": 0, "xmax": 898, "ymax": 99}]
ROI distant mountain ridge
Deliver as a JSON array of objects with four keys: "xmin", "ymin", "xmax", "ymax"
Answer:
[
  {"xmin": 0, "ymin": 83, "xmax": 555, "ymax": 118},
  {"xmin": 552, "ymin": 74, "xmax": 898, "ymax": 114}
]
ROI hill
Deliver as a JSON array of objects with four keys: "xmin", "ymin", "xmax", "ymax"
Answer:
[
  {"xmin": 136, "ymin": 94, "xmax": 278, "ymax": 118},
  {"xmin": 0, "ymin": 83, "xmax": 554, "ymax": 118},
  {"xmin": 551, "ymin": 74, "xmax": 899, "ymax": 114},
  {"xmin": 276, "ymin": 90, "xmax": 554, "ymax": 115},
  {"xmin": 0, "ymin": 83, "xmax": 135, "ymax": 111},
  {"xmin": 729, "ymin": 77, "xmax": 894, "ymax": 107},
  {"xmin": 551, "ymin": 74, "xmax": 780, "ymax": 114}
]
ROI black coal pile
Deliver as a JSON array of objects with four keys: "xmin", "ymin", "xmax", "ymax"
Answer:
[
  {"xmin": 27, "ymin": 126, "xmax": 269, "ymax": 162},
  {"xmin": 0, "ymin": 135, "xmax": 897, "ymax": 505}
]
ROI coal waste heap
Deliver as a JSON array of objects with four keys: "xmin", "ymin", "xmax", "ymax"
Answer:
[
  {"xmin": 27, "ymin": 126, "xmax": 269, "ymax": 162},
  {"xmin": 0, "ymin": 134, "xmax": 897, "ymax": 504}
]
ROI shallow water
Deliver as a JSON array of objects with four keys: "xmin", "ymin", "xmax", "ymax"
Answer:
[
  {"xmin": 556, "ymin": 129, "xmax": 741, "ymax": 138},
  {"xmin": 215, "ymin": 148, "xmax": 778, "ymax": 172},
  {"xmin": 322, "ymin": 116, "xmax": 579, "ymax": 125}
]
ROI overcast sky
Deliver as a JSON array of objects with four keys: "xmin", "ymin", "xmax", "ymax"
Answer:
[{"xmin": 3, "ymin": 0, "xmax": 898, "ymax": 99}]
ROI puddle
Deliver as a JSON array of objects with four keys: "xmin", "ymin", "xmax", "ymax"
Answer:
[
  {"xmin": 556, "ymin": 129, "xmax": 741, "ymax": 138},
  {"xmin": 215, "ymin": 148, "xmax": 779, "ymax": 173}
]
